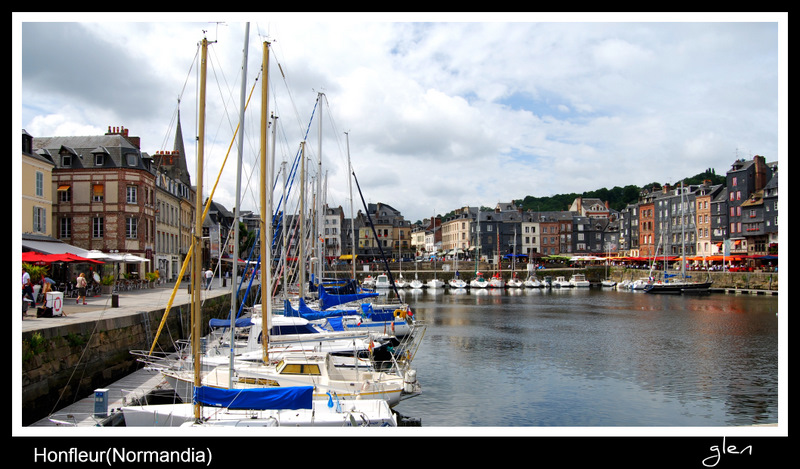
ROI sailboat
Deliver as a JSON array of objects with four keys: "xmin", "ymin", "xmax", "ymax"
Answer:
[
  {"xmin": 125, "ymin": 33, "xmax": 400, "ymax": 427},
  {"xmin": 448, "ymin": 252, "xmax": 467, "ymax": 288},
  {"xmin": 506, "ymin": 228, "xmax": 523, "ymax": 288},
  {"xmin": 470, "ymin": 271, "xmax": 489, "ymax": 288},
  {"xmin": 645, "ymin": 182, "xmax": 712, "ymax": 294},
  {"xmin": 489, "ymin": 272, "xmax": 505, "ymax": 288}
]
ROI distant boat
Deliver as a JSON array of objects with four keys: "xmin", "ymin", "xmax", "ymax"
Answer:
[
  {"xmin": 374, "ymin": 274, "xmax": 391, "ymax": 289},
  {"xmin": 394, "ymin": 274, "xmax": 408, "ymax": 289},
  {"xmin": 523, "ymin": 275, "xmax": 542, "ymax": 288},
  {"xmin": 552, "ymin": 276, "xmax": 572, "ymax": 288},
  {"xmin": 470, "ymin": 272, "xmax": 489, "ymax": 288},
  {"xmin": 489, "ymin": 272, "xmax": 505, "ymax": 288},
  {"xmin": 361, "ymin": 275, "xmax": 376, "ymax": 289},
  {"xmin": 448, "ymin": 275, "xmax": 467, "ymax": 289},
  {"xmin": 569, "ymin": 273, "xmax": 590, "ymax": 287},
  {"xmin": 644, "ymin": 181, "xmax": 712, "ymax": 295},
  {"xmin": 507, "ymin": 274, "xmax": 523, "ymax": 288}
]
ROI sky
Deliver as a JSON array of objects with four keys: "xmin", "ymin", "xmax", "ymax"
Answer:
[{"xmin": 14, "ymin": 12, "xmax": 787, "ymax": 224}]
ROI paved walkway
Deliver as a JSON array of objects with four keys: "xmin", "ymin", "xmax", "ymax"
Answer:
[{"xmin": 20, "ymin": 279, "xmax": 233, "ymax": 334}]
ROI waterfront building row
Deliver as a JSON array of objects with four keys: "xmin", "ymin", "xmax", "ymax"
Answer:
[{"xmin": 21, "ymin": 122, "xmax": 779, "ymax": 278}]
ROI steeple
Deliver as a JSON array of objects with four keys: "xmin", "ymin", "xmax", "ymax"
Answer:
[{"xmin": 154, "ymin": 103, "xmax": 193, "ymax": 187}]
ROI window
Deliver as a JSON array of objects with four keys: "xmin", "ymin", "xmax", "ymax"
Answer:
[
  {"xmin": 62, "ymin": 155, "xmax": 72, "ymax": 167},
  {"xmin": 33, "ymin": 207, "xmax": 46, "ymax": 233},
  {"xmin": 58, "ymin": 185, "xmax": 71, "ymax": 202},
  {"xmin": 35, "ymin": 172, "xmax": 44, "ymax": 197},
  {"xmin": 92, "ymin": 184, "xmax": 104, "ymax": 202},
  {"xmin": 95, "ymin": 154, "xmax": 104, "ymax": 166},
  {"xmin": 127, "ymin": 185, "xmax": 138, "ymax": 204},
  {"xmin": 60, "ymin": 217, "xmax": 72, "ymax": 238},
  {"xmin": 93, "ymin": 217, "xmax": 104, "ymax": 238},
  {"xmin": 125, "ymin": 218, "xmax": 139, "ymax": 239}
]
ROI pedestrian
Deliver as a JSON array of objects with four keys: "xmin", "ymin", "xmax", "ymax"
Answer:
[
  {"xmin": 205, "ymin": 267, "xmax": 213, "ymax": 289},
  {"xmin": 39, "ymin": 278, "xmax": 52, "ymax": 306},
  {"xmin": 22, "ymin": 267, "xmax": 35, "ymax": 317},
  {"xmin": 76, "ymin": 272, "xmax": 88, "ymax": 305}
]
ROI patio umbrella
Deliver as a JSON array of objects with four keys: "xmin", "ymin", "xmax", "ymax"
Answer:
[{"xmin": 22, "ymin": 251, "xmax": 50, "ymax": 264}]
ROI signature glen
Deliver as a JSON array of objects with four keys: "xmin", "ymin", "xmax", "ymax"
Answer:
[{"xmin": 702, "ymin": 437, "xmax": 752, "ymax": 467}]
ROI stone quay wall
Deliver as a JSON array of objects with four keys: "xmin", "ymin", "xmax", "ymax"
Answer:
[{"xmin": 21, "ymin": 294, "xmax": 230, "ymax": 426}]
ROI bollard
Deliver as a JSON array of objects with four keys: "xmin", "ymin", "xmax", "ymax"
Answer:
[{"xmin": 111, "ymin": 293, "xmax": 119, "ymax": 308}]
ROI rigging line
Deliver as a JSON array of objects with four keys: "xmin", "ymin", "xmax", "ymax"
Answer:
[
  {"xmin": 352, "ymin": 171, "xmax": 402, "ymax": 299},
  {"xmin": 148, "ymin": 75, "xmax": 261, "ymax": 356}
]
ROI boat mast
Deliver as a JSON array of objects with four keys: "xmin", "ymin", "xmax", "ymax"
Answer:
[
  {"xmin": 260, "ymin": 40, "xmax": 271, "ymax": 363},
  {"xmin": 298, "ymin": 142, "xmax": 306, "ymax": 298},
  {"xmin": 193, "ymin": 35, "xmax": 210, "ymax": 422},
  {"xmin": 230, "ymin": 23, "xmax": 249, "ymax": 384},
  {"xmin": 346, "ymin": 132, "xmax": 356, "ymax": 281},
  {"xmin": 316, "ymin": 92, "xmax": 325, "ymax": 283}
]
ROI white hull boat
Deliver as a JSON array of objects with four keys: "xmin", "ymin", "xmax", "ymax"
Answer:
[
  {"xmin": 448, "ymin": 278, "xmax": 467, "ymax": 289},
  {"xmin": 489, "ymin": 274, "xmax": 505, "ymax": 288},
  {"xmin": 374, "ymin": 274, "xmax": 391, "ymax": 289},
  {"xmin": 569, "ymin": 273, "xmax": 591, "ymax": 287},
  {"xmin": 162, "ymin": 353, "xmax": 419, "ymax": 408},
  {"xmin": 523, "ymin": 276, "xmax": 542, "ymax": 288},
  {"xmin": 122, "ymin": 386, "xmax": 397, "ymax": 427},
  {"xmin": 552, "ymin": 276, "xmax": 572, "ymax": 288},
  {"xmin": 427, "ymin": 278, "xmax": 445, "ymax": 289}
]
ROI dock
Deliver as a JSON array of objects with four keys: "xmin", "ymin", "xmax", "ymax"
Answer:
[{"xmin": 29, "ymin": 365, "xmax": 173, "ymax": 427}]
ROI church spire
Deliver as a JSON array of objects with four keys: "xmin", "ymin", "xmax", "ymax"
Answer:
[{"xmin": 172, "ymin": 103, "xmax": 192, "ymax": 187}]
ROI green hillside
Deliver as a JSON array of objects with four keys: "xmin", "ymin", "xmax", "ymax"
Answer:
[{"xmin": 514, "ymin": 168, "xmax": 725, "ymax": 212}]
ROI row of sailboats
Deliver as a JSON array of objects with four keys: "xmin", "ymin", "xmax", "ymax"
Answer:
[{"xmin": 122, "ymin": 29, "xmax": 423, "ymax": 427}]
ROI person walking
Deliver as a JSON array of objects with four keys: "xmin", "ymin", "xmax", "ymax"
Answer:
[
  {"xmin": 205, "ymin": 267, "xmax": 213, "ymax": 289},
  {"xmin": 76, "ymin": 273, "xmax": 88, "ymax": 305},
  {"xmin": 22, "ymin": 267, "xmax": 35, "ymax": 318}
]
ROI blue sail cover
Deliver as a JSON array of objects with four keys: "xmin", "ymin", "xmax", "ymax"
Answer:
[
  {"xmin": 283, "ymin": 299, "xmax": 352, "ymax": 321},
  {"xmin": 194, "ymin": 385, "xmax": 313, "ymax": 410},
  {"xmin": 318, "ymin": 283, "xmax": 378, "ymax": 310},
  {"xmin": 209, "ymin": 317, "xmax": 254, "ymax": 329}
]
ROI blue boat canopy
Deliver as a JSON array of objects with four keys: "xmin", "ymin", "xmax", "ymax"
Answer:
[
  {"xmin": 318, "ymin": 282, "xmax": 378, "ymax": 310},
  {"xmin": 193, "ymin": 385, "xmax": 313, "ymax": 410},
  {"xmin": 209, "ymin": 317, "xmax": 253, "ymax": 329}
]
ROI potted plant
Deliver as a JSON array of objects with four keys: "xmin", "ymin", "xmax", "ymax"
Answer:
[
  {"xmin": 145, "ymin": 271, "xmax": 159, "ymax": 288},
  {"xmin": 100, "ymin": 275, "xmax": 115, "ymax": 294}
]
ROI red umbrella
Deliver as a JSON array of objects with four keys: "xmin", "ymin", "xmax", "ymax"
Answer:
[
  {"xmin": 22, "ymin": 251, "xmax": 104, "ymax": 264},
  {"xmin": 22, "ymin": 251, "xmax": 50, "ymax": 264}
]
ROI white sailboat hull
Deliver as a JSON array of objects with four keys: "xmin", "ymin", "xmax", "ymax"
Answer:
[{"xmin": 122, "ymin": 399, "xmax": 397, "ymax": 427}]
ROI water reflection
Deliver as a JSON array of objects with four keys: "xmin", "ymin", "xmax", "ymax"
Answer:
[{"xmin": 395, "ymin": 288, "xmax": 779, "ymax": 427}]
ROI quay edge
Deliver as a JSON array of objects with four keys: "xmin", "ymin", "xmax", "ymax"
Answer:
[{"xmin": 20, "ymin": 286, "xmax": 231, "ymax": 427}]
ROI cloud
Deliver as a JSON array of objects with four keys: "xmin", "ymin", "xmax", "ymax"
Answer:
[{"xmin": 18, "ymin": 15, "xmax": 783, "ymax": 223}]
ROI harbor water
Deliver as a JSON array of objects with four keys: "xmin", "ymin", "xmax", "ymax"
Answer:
[{"xmin": 391, "ymin": 287, "xmax": 779, "ymax": 428}]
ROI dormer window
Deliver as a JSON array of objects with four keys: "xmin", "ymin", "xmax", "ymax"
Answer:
[
  {"xmin": 126, "ymin": 153, "xmax": 138, "ymax": 166},
  {"xmin": 95, "ymin": 154, "xmax": 104, "ymax": 166},
  {"xmin": 62, "ymin": 154, "xmax": 72, "ymax": 167}
]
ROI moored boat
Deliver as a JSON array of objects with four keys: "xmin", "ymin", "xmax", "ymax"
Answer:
[
  {"xmin": 569, "ymin": 273, "xmax": 590, "ymax": 287},
  {"xmin": 470, "ymin": 272, "xmax": 489, "ymax": 288}
]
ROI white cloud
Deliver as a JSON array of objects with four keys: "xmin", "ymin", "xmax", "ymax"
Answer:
[{"xmin": 17, "ymin": 14, "xmax": 784, "ymax": 222}]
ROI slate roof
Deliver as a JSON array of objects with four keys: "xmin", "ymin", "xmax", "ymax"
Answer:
[{"xmin": 33, "ymin": 134, "xmax": 151, "ymax": 171}]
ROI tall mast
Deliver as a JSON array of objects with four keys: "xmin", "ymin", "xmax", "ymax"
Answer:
[
  {"xmin": 316, "ymin": 92, "xmax": 324, "ymax": 283},
  {"xmin": 346, "ymin": 132, "xmax": 356, "ymax": 281},
  {"xmin": 260, "ymin": 40, "xmax": 271, "ymax": 363},
  {"xmin": 229, "ymin": 23, "xmax": 249, "ymax": 384},
  {"xmin": 298, "ymin": 142, "xmax": 306, "ymax": 298},
  {"xmin": 193, "ymin": 35, "xmax": 210, "ymax": 422}
]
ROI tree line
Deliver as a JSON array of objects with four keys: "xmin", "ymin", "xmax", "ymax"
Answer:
[{"xmin": 514, "ymin": 168, "xmax": 725, "ymax": 213}]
